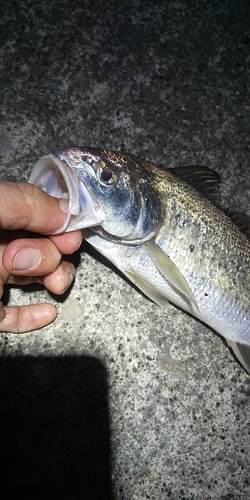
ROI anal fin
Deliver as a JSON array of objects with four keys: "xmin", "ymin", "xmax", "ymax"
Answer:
[{"xmin": 226, "ymin": 339, "xmax": 250, "ymax": 374}]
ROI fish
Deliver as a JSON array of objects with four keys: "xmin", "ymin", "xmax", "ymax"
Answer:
[{"xmin": 29, "ymin": 147, "xmax": 250, "ymax": 374}]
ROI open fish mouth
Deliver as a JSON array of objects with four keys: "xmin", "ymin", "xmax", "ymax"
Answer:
[{"xmin": 29, "ymin": 153, "xmax": 105, "ymax": 234}]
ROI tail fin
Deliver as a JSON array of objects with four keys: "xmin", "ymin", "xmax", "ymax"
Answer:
[{"xmin": 226, "ymin": 340, "xmax": 250, "ymax": 374}]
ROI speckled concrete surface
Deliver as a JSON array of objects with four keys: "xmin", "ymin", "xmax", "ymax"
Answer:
[{"xmin": 0, "ymin": 0, "xmax": 250, "ymax": 499}]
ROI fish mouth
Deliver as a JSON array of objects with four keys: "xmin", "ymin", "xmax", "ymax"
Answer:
[{"xmin": 29, "ymin": 153, "xmax": 104, "ymax": 234}]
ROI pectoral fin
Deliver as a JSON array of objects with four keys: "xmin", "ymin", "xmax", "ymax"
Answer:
[
  {"xmin": 145, "ymin": 239, "xmax": 199, "ymax": 310},
  {"xmin": 125, "ymin": 270, "xmax": 170, "ymax": 309},
  {"xmin": 226, "ymin": 340, "xmax": 250, "ymax": 374}
]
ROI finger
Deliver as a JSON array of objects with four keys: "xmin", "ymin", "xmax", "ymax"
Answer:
[
  {"xmin": 0, "ymin": 253, "xmax": 10, "ymax": 286},
  {"xmin": 43, "ymin": 261, "xmax": 75, "ymax": 294},
  {"xmin": 2, "ymin": 238, "xmax": 62, "ymax": 276},
  {"xmin": 0, "ymin": 182, "xmax": 68, "ymax": 233},
  {"xmin": 5, "ymin": 276, "xmax": 38, "ymax": 286},
  {"xmin": 49, "ymin": 230, "xmax": 83, "ymax": 254},
  {"xmin": 0, "ymin": 303, "xmax": 57, "ymax": 333},
  {"xmin": 6, "ymin": 261, "xmax": 75, "ymax": 294},
  {"xmin": 0, "ymin": 302, "xmax": 4, "ymax": 321}
]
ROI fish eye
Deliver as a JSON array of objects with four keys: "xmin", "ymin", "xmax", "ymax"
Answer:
[{"xmin": 96, "ymin": 162, "xmax": 117, "ymax": 187}]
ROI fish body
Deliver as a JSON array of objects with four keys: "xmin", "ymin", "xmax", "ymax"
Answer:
[{"xmin": 29, "ymin": 148, "xmax": 250, "ymax": 373}]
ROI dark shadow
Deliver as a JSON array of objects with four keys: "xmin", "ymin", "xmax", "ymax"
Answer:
[{"xmin": 0, "ymin": 355, "xmax": 113, "ymax": 500}]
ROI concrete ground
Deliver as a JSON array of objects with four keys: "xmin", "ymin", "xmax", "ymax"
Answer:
[{"xmin": 0, "ymin": 0, "xmax": 250, "ymax": 498}]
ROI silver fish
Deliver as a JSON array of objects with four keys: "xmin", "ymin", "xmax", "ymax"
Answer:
[{"xmin": 29, "ymin": 147, "xmax": 250, "ymax": 373}]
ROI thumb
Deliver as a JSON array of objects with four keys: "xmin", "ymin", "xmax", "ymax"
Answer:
[{"xmin": 0, "ymin": 181, "xmax": 68, "ymax": 234}]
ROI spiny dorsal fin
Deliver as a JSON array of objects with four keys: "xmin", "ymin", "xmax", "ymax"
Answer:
[
  {"xmin": 172, "ymin": 166, "xmax": 250, "ymax": 239},
  {"xmin": 226, "ymin": 211, "xmax": 250, "ymax": 240},
  {"xmin": 172, "ymin": 166, "xmax": 221, "ymax": 206},
  {"xmin": 145, "ymin": 239, "xmax": 199, "ymax": 310}
]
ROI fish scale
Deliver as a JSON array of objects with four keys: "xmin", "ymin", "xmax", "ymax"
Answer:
[
  {"xmin": 155, "ymin": 183, "xmax": 250, "ymax": 339},
  {"xmin": 29, "ymin": 147, "xmax": 250, "ymax": 374}
]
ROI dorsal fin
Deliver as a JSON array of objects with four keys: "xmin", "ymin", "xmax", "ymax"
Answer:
[
  {"xmin": 172, "ymin": 166, "xmax": 250, "ymax": 239},
  {"xmin": 226, "ymin": 211, "xmax": 250, "ymax": 240},
  {"xmin": 172, "ymin": 166, "xmax": 221, "ymax": 206}
]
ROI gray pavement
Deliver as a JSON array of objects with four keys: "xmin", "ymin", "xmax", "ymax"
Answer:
[{"xmin": 0, "ymin": 0, "xmax": 250, "ymax": 498}]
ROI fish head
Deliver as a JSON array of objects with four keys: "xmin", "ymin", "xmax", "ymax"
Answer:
[{"xmin": 29, "ymin": 147, "xmax": 165, "ymax": 242}]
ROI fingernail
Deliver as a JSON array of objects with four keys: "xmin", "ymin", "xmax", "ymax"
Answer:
[
  {"xmin": 14, "ymin": 248, "xmax": 42, "ymax": 271},
  {"xmin": 66, "ymin": 267, "xmax": 75, "ymax": 290},
  {"xmin": 58, "ymin": 198, "xmax": 69, "ymax": 214}
]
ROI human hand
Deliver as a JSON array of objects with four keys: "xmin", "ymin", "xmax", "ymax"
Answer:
[{"xmin": 0, "ymin": 181, "xmax": 83, "ymax": 333}]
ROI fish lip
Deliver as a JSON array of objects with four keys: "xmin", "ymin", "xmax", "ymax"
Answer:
[{"xmin": 29, "ymin": 153, "xmax": 105, "ymax": 234}]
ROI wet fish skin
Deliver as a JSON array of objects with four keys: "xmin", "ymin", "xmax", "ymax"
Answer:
[{"xmin": 29, "ymin": 148, "xmax": 250, "ymax": 373}]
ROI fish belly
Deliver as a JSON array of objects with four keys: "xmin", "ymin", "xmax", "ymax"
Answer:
[{"xmin": 83, "ymin": 229, "xmax": 250, "ymax": 347}]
